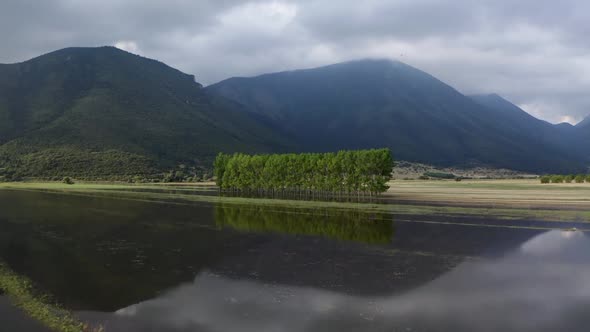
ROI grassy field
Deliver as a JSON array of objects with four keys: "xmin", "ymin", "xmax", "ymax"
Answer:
[
  {"xmin": 386, "ymin": 179, "xmax": 590, "ymax": 210},
  {"xmin": 1, "ymin": 179, "xmax": 590, "ymax": 223}
]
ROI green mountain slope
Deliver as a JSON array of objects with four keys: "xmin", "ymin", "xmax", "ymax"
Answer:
[
  {"xmin": 207, "ymin": 59, "xmax": 588, "ymax": 173},
  {"xmin": 0, "ymin": 47, "xmax": 290, "ymax": 179}
]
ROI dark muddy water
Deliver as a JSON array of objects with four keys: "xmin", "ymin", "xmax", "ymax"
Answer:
[{"xmin": 0, "ymin": 190, "xmax": 589, "ymax": 331}]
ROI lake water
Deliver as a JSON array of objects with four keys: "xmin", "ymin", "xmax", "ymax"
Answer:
[{"xmin": 1, "ymin": 190, "xmax": 589, "ymax": 331}]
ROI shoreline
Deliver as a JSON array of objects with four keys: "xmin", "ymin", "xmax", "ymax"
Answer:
[{"xmin": 1, "ymin": 181, "xmax": 589, "ymax": 223}]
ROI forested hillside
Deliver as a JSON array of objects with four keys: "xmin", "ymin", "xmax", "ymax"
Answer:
[{"xmin": 0, "ymin": 47, "xmax": 291, "ymax": 180}]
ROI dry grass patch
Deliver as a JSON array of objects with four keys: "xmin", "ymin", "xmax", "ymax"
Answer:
[{"xmin": 386, "ymin": 179, "xmax": 590, "ymax": 210}]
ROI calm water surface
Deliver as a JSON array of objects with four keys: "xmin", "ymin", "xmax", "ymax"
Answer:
[{"xmin": 0, "ymin": 190, "xmax": 589, "ymax": 331}]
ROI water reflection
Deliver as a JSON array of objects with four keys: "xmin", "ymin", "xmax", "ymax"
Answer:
[
  {"xmin": 0, "ymin": 190, "xmax": 252, "ymax": 311},
  {"xmin": 0, "ymin": 296, "xmax": 51, "ymax": 332},
  {"xmin": 215, "ymin": 205, "xmax": 395, "ymax": 244},
  {"xmin": 2, "ymin": 190, "xmax": 587, "ymax": 331},
  {"xmin": 88, "ymin": 230, "xmax": 590, "ymax": 332}
]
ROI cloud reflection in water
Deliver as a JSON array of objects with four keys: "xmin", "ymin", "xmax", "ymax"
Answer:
[{"xmin": 104, "ymin": 230, "xmax": 590, "ymax": 332}]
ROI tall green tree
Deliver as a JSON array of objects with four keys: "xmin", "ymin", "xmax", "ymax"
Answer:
[
  {"xmin": 213, "ymin": 148, "xmax": 394, "ymax": 198},
  {"xmin": 213, "ymin": 153, "xmax": 230, "ymax": 187}
]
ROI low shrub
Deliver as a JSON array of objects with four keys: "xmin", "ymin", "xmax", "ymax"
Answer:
[
  {"xmin": 551, "ymin": 175, "xmax": 564, "ymax": 183},
  {"xmin": 543, "ymin": 174, "xmax": 589, "ymax": 184},
  {"xmin": 423, "ymin": 172, "xmax": 456, "ymax": 179}
]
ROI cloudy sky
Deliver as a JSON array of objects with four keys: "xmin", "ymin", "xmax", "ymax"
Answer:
[{"xmin": 1, "ymin": 0, "xmax": 589, "ymax": 124}]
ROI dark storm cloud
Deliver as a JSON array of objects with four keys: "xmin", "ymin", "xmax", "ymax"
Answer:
[
  {"xmin": 0, "ymin": 0, "xmax": 243, "ymax": 61},
  {"xmin": 1, "ymin": 0, "xmax": 589, "ymax": 123}
]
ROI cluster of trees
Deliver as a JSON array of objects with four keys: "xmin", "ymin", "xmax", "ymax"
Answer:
[
  {"xmin": 420, "ymin": 172, "xmax": 458, "ymax": 180},
  {"xmin": 540, "ymin": 174, "xmax": 590, "ymax": 184},
  {"xmin": 159, "ymin": 164, "xmax": 212, "ymax": 183},
  {"xmin": 0, "ymin": 148, "xmax": 212, "ymax": 183},
  {"xmin": 0, "ymin": 147, "xmax": 158, "ymax": 182},
  {"xmin": 214, "ymin": 148, "xmax": 394, "ymax": 197}
]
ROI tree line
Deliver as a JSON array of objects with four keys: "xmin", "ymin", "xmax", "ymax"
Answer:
[
  {"xmin": 540, "ymin": 174, "xmax": 590, "ymax": 184},
  {"xmin": 214, "ymin": 148, "xmax": 394, "ymax": 197}
]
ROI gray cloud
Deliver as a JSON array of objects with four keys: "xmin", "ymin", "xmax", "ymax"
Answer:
[{"xmin": 1, "ymin": 0, "xmax": 589, "ymax": 124}]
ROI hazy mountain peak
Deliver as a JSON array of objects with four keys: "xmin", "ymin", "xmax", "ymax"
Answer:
[
  {"xmin": 555, "ymin": 122, "xmax": 575, "ymax": 129},
  {"xmin": 209, "ymin": 61, "xmax": 588, "ymax": 173},
  {"xmin": 319, "ymin": 57, "xmax": 416, "ymax": 73},
  {"xmin": 577, "ymin": 115, "xmax": 590, "ymax": 128},
  {"xmin": 469, "ymin": 93, "xmax": 529, "ymax": 115},
  {"xmin": 15, "ymin": 46, "xmax": 202, "ymax": 88},
  {"xmin": 336, "ymin": 58, "xmax": 404, "ymax": 66},
  {"xmin": 470, "ymin": 93, "xmax": 512, "ymax": 104},
  {"xmin": 3, "ymin": 46, "xmax": 130, "ymax": 66},
  {"xmin": 219, "ymin": 58, "xmax": 419, "ymax": 84},
  {"xmin": 483, "ymin": 93, "xmax": 504, "ymax": 100}
]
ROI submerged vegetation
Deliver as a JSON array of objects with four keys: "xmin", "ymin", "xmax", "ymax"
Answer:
[
  {"xmin": 215, "ymin": 204, "xmax": 394, "ymax": 244},
  {"xmin": 0, "ymin": 261, "xmax": 102, "ymax": 332},
  {"xmin": 215, "ymin": 148, "xmax": 394, "ymax": 198}
]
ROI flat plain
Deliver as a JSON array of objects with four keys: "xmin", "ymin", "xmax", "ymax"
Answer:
[
  {"xmin": 386, "ymin": 179, "xmax": 590, "ymax": 210},
  {"xmin": 1, "ymin": 179, "xmax": 589, "ymax": 223}
]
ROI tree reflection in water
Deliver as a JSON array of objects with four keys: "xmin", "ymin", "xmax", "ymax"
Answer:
[{"xmin": 214, "ymin": 204, "xmax": 395, "ymax": 245}]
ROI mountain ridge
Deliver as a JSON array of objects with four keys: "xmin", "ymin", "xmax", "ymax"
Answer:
[
  {"xmin": 208, "ymin": 59, "xmax": 588, "ymax": 173},
  {"xmin": 577, "ymin": 115, "xmax": 590, "ymax": 129},
  {"xmin": 1, "ymin": 49, "xmax": 588, "ymax": 179},
  {"xmin": 0, "ymin": 46, "xmax": 292, "ymax": 180}
]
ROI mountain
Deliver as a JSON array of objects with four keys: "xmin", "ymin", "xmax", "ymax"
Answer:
[
  {"xmin": 578, "ymin": 116, "xmax": 590, "ymax": 129},
  {"xmin": 208, "ymin": 59, "xmax": 588, "ymax": 173},
  {"xmin": 470, "ymin": 94, "xmax": 590, "ymax": 163},
  {"xmin": 577, "ymin": 116, "xmax": 590, "ymax": 146},
  {"xmin": 468, "ymin": 94, "xmax": 550, "ymax": 130},
  {"xmin": 0, "ymin": 47, "xmax": 290, "ymax": 179},
  {"xmin": 1, "ymin": 50, "xmax": 588, "ymax": 179}
]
